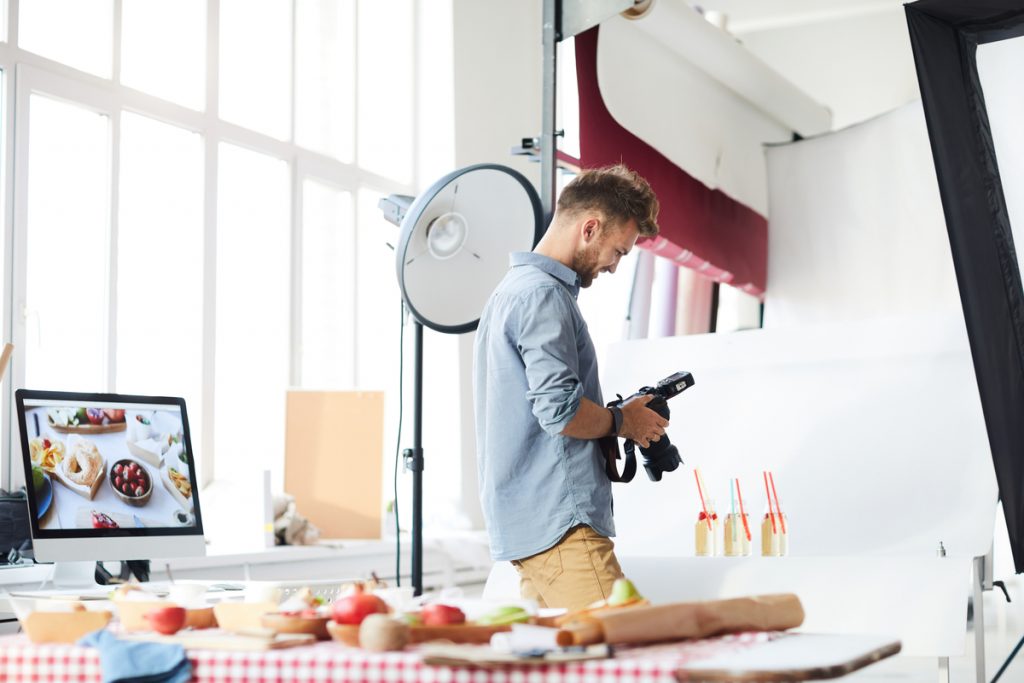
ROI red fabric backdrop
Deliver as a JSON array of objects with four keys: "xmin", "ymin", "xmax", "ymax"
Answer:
[{"xmin": 575, "ymin": 27, "xmax": 768, "ymax": 297}]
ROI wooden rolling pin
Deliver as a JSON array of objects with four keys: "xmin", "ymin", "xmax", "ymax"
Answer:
[{"xmin": 555, "ymin": 593, "xmax": 804, "ymax": 647}]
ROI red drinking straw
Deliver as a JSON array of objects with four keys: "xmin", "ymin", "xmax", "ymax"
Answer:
[
  {"xmin": 694, "ymin": 470, "xmax": 712, "ymax": 530},
  {"xmin": 735, "ymin": 478, "xmax": 752, "ymax": 541},
  {"xmin": 769, "ymin": 471, "xmax": 787, "ymax": 534},
  {"xmin": 763, "ymin": 471, "xmax": 777, "ymax": 533}
]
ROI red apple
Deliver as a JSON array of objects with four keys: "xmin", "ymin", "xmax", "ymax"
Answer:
[
  {"xmin": 144, "ymin": 606, "xmax": 187, "ymax": 635},
  {"xmin": 103, "ymin": 408, "xmax": 126, "ymax": 422},
  {"xmin": 86, "ymin": 408, "xmax": 105, "ymax": 425},
  {"xmin": 331, "ymin": 586, "xmax": 388, "ymax": 626},
  {"xmin": 421, "ymin": 603, "xmax": 466, "ymax": 626}
]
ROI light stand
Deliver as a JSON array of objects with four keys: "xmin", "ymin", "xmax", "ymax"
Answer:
[
  {"xmin": 380, "ymin": 164, "xmax": 543, "ymax": 595},
  {"xmin": 407, "ymin": 320, "xmax": 423, "ymax": 595}
]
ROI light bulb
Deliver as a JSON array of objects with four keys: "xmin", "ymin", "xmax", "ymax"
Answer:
[{"xmin": 426, "ymin": 212, "xmax": 468, "ymax": 260}]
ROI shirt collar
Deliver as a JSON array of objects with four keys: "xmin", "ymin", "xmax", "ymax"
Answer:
[{"xmin": 510, "ymin": 252, "xmax": 581, "ymax": 296}]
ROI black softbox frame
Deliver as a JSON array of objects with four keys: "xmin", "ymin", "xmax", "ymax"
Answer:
[{"xmin": 906, "ymin": 0, "xmax": 1024, "ymax": 572}]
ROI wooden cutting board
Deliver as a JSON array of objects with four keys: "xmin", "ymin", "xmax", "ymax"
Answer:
[
  {"xmin": 121, "ymin": 629, "xmax": 316, "ymax": 651},
  {"xmin": 420, "ymin": 643, "xmax": 611, "ymax": 667},
  {"xmin": 50, "ymin": 421, "xmax": 127, "ymax": 435}
]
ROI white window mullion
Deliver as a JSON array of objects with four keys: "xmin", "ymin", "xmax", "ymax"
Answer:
[
  {"xmin": 288, "ymin": 0, "xmax": 300, "ymax": 388},
  {"xmin": 290, "ymin": 161, "xmax": 302, "ymax": 387},
  {"xmin": 107, "ymin": 106, "xmax": 120, "ymax": 392},
  {"xmin": 8, "ymin": 64, "xmax": 30, "ymax": 488},
  {"xmin": 108, "ymin": 1, "xmax": 121, "ymax": 394},
  {"xmin": 411, "ymin": 0, "xmax": 420, "ymax": 192},
  {"xmin": 199, "ymin": 0, "xmax": 219, "ymax": 489},
  {"xmin": 112, "ymin": 0, "xmax": 122, "ymax": 85},
  {"xmin": 1, "ymin": 4, "xmax": 13, "ymax": 487},
  {"xmin": 2, "ymin": 57, "xmax": 16, "ymax": 487},
  {"xmin": 8, "ymin": 0, "xmax": 19, "ymax": 49}
]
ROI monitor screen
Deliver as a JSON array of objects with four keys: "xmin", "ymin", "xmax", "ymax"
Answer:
[{"xmin": 16, "ymin": 389, "xmax": 205, "ymax": 562}]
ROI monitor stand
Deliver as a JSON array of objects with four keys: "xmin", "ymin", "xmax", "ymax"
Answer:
[{"xmin": 44, "ymin": 561, "xmax": 102, "ymax": 592}]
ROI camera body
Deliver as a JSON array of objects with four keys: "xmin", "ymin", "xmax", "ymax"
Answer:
[{"xmin": 604, "ymin": 371, "xmax": 694, "ymax": 482}]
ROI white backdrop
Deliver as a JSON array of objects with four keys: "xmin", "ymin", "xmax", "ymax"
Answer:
[
  {"xmin": 604, "ymin": 313, "xmax": 996, "ymax": 561},
  {"xmin": 763, "ymin": 102, "xmax": 961, "ymax": 327},
  {"xmin": 594, "ymin": 102, "xmax": 999, "ymax": 657},
  {"xmin": 598, "ymin": 9, "xmax": 797, "ymax": 214}
]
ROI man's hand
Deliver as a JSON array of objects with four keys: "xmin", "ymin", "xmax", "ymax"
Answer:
[{"xmin": 619, "ymin": 395, "xmax": 669, "ymax": 448}]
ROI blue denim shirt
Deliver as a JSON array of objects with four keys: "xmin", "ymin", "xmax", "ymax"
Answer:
[{"xmin": 474, "ymin": 252, "xmax": 614, "ymax": 561}]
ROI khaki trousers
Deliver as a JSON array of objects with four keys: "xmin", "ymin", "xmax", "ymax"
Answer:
[{"xmin": 510, "ymin": 525, "xmax": 623, "ymax": 611}]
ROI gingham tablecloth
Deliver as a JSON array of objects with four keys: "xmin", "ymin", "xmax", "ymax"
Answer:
[{"xmin": 0, "ymin": 632, "xmax": 774, "ymax": 682}]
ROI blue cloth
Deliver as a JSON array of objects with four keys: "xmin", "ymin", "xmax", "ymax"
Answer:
[
  {"xmin": 474, "ymin": 252, "xmax": 614, "ymax": 561},
  {"xmin": 79, "ymin": 628, "xmax": 192, "ymax": 683}
]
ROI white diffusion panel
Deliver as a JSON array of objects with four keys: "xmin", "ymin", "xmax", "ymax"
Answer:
[
  {"xmin": 603, "ymin": 313, "xmax": 996, "ymax": 560},
  {"xmin": 977, "ymin": 37, "xmax": 1024, "ymax": 282}
]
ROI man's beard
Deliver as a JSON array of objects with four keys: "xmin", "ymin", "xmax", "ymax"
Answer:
[{"xmin": 572, "ymin": 243, "xmax": 601, "ymax": 288}]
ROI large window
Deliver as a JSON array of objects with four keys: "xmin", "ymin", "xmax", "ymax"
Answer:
[{"xmin": 2, "ymin": 1, "xmax": 446, "ymax": 494}]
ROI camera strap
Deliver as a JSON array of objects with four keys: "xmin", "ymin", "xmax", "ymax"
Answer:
[{"xmin": 598, "ymin": 435, "xmax": 637, "ymax": 483}]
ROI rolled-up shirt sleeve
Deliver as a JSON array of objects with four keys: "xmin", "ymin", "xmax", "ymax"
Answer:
[{"xmin": 514, "ymin": 286, "xmax": 583, "ymax": 436}]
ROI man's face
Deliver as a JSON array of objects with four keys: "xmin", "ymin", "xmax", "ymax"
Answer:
[{"xmin": 573, "ymin": 217, "xmax": 640, "ymax": 288}]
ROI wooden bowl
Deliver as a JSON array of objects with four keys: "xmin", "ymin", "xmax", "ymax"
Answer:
[
  {"xmin": 261, "ymin": 613, "xmax": 331, "ymax": 641},
  {"xmin": 326, "ymin": 619, "xmax": 513, "ymax": 647},
  {"xmin": 109, "ymin": 459, "xmax": 154, "ymax": 507},
  {"xmin": 213, "ymin": 602, "xmax": 277, "ymax": 632},
  {"xmin": 326, "ymin": 620, "xmax": 360, "ymax": 646},
  {"xmin": 22, "ymin": 610, "xmax": 112, "ymax": 644},
  {"xmin": 408, "ymin": 622, "xmax": 513, "ymax": 644}
]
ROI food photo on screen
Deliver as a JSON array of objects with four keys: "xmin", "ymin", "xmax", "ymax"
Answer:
[{"xmin": 24, "ymin": 400, "xmax": 197, "ymax": 531}]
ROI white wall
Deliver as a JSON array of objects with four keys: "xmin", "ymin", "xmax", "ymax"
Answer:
[{"xmin": 449, "ymin": 0, "xmax": 545, "ymax": 531}]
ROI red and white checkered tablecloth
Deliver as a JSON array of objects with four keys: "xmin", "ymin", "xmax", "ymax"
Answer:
[{"xmin": 0, "ymin": 632, "xmax": 773, "ymax": 683}]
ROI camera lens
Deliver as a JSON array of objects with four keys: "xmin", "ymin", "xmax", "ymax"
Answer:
[{"xmin": 640, "ymin": 439, "xmax": 681, "ymax": 482}]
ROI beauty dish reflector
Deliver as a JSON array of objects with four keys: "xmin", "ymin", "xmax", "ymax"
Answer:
[{"xmin": 396, "ymin": 164, "xmax": 543, "ymax": 333}]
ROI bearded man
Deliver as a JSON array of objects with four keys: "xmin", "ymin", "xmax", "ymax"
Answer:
[{"xmin": 473, "ymin": 165, "xmax": 668, "ymax": 610}]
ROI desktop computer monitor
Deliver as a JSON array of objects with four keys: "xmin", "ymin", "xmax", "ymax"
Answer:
[{"xmin": 15, "ymin": 389, "xmax": 206, "ymax": 569}]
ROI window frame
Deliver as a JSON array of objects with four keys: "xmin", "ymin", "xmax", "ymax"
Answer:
[{"xmin": 0, "ymin": 0, "xmax": 421, "ymax": 489}]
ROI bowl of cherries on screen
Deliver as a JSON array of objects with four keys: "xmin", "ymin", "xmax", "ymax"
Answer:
[{"xmin": 109, "ymin": 459, "xmax": 153, "ymax": 506}]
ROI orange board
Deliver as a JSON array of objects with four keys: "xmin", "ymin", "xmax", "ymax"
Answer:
[{"xmin": 285, "ymin": 391, "xmax": 384, "ymax": 539}]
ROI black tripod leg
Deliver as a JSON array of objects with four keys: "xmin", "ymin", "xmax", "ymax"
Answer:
[{"xmin": 991, "ymin": 632, "xmax": 1024, "ymax": 683}]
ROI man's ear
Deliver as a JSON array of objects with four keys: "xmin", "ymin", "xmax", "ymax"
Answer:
[{"xmin": 581, "ymin": 216, "xmax": 601, "ymax": 244}]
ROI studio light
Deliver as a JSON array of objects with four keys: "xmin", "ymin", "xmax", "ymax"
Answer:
[{"xmin": 379, "ymin": 164, "xmax": 543, "ymax": 594}]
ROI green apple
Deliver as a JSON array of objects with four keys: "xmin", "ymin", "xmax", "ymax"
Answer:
[
  {"xmin": 607, "ymin": 577, "xmax": 642, "ymax": 606},
  {"xmin": 31, "ymin": 465, "xmax": 45, "ymax": 492},
  {"xmin": 400, "ymin": 612, "xmax": 423, "ymax": 627},
  {"xmin": 477, "ymin": 605, "xmax": 530, "ymax": 625}
]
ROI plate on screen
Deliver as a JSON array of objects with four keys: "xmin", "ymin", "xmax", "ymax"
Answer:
[{"xmin": 35, "ymin": 473, "xmax": 52, "ymax": 519}]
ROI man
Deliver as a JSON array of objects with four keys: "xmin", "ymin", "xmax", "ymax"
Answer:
[{"xmin": 474, "ymin": 164, "xmax": 667, "ymax": 611}]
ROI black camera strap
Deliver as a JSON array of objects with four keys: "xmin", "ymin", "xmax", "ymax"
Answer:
[{"xmin": 598, "ymin": 435, "xmax": 637, "ymax": 483}]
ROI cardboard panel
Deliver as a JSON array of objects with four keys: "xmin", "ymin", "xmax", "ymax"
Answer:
[{"xmin": 285, "ymin": 391, "xmax": 384, "ymax": 539}]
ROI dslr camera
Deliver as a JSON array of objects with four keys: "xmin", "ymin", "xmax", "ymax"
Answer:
[{"xmin": 599, "ymin": 371, "xmax": 695, "ymax": 483}]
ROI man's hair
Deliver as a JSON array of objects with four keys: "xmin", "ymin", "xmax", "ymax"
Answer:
[{"xmin": 556, "ymin": 164, "xmax": 659, "ymax": 238}]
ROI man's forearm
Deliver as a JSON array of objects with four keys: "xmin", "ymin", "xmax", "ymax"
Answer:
[{"xmin": 561, "ymin": 397, "xmax": 614, "ymax": 439}]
